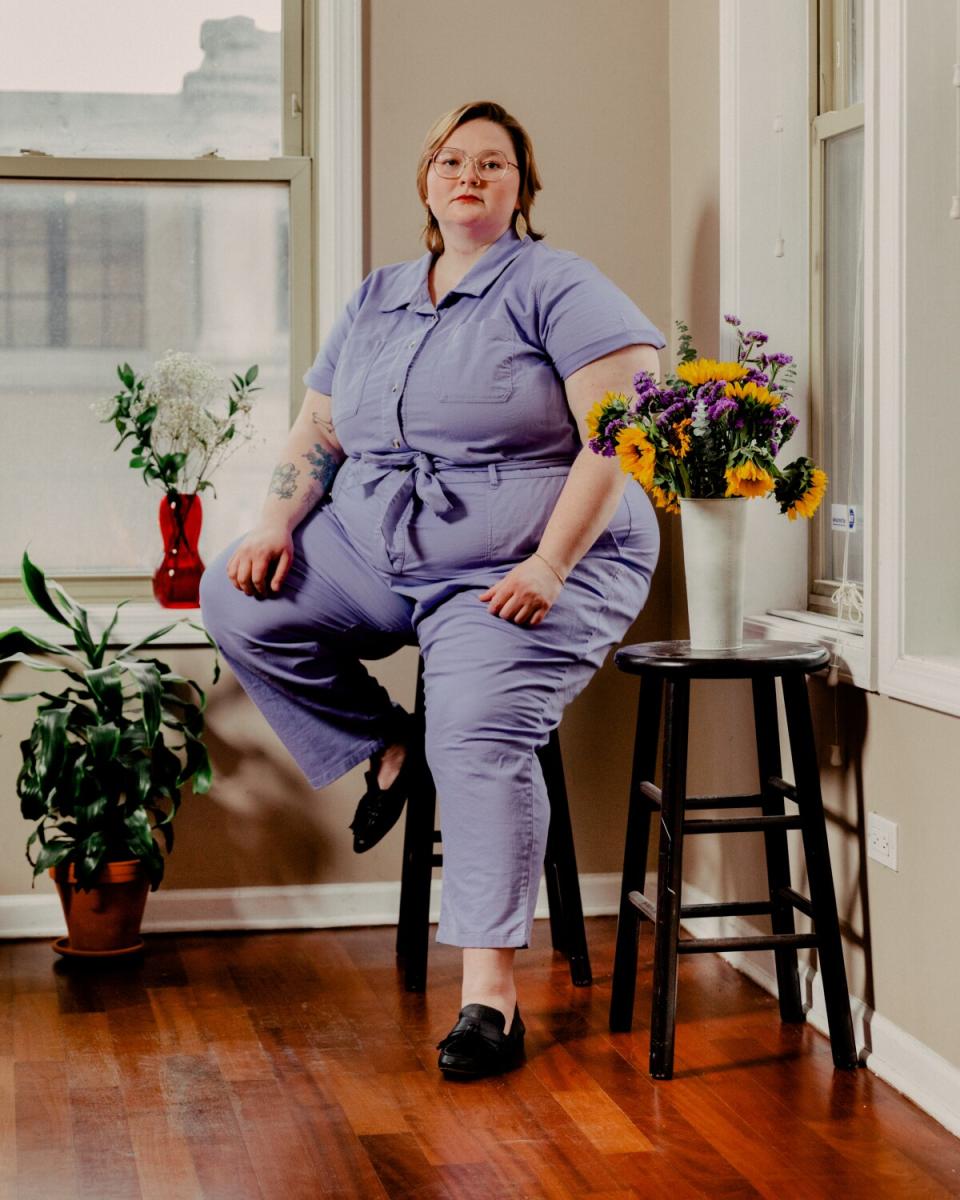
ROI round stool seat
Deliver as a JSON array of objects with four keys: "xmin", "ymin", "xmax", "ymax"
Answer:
[{"xmin": 614, "ymin": 639, "xmax": 830, "ymax": 680}]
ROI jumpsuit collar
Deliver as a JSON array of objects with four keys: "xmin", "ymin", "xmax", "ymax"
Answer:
[{"xmin": 378, "ymin": 225, "xmax": 529, "ymax": 315}]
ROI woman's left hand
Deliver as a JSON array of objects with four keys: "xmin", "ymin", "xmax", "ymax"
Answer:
[{"xmin": 478, "ymin": 555, "xmax": 564, "ymax": 626}]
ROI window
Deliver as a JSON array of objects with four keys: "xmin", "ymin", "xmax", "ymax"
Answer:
[
  {"xmin": 810, "ymin": 0, "xmax": 865, "ymax": 620},
  {"xmin": 0, "ymin": 1, "xmax": 311, "ymax": 601}
]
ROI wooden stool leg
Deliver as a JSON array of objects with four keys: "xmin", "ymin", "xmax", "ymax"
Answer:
[
  {"xmin": 539, "ymin": 735, "xmax": 569, "ymax": 955},
  {"xmin": 752, "ymin": 674, "xmax": 804, "ymax": 1023},
  {"xmin": 781, "ymin": 672, "xmax": 858, "ymax": 1069},
  {"xmin": 396, "ymin": 661, "xmax": 435, "ymax": 992},
  {"xmin": 541, "ymin": 731, "xmax": 592, "ymax": 987},
  {"xmin": 649, "ymin": 677, "xmax": 690, "ymax": 1079},
  {"xmin": 610, "ymin": 674, "xmax": 663, "ymax": 1031}
]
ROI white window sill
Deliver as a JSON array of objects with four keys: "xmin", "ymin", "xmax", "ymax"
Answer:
[
  {"xmin": 744, "ymin": 609, "xmax": 871, "ymax": 689},
  {"xmin": 1, "ymin": 603, "xmax": 208, "ymax": 648}
]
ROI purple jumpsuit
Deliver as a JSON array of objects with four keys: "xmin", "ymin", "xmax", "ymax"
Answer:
[{"xmin": 199, "ymin": 225, "xmax": 666, "ymax": 948}]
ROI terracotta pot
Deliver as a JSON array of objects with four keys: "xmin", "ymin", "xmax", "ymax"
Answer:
[{"xmin": 50, "ymin": 859, "xmax": 150, "ymax": 954}]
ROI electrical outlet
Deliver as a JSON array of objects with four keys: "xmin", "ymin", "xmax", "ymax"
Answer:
[{"xmin": 867, "ymin": 812, "xmax": 899, "ymax": 871}]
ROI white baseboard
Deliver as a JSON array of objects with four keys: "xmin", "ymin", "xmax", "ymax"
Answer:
[{"xmin": 3, "ymin": 871, "xmax": 957, "ymax": 1138}]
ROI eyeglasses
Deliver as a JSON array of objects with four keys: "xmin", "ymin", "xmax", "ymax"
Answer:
[{"xmin": 430, "ymin": 147, "xmax": 519, "ymax": 182}]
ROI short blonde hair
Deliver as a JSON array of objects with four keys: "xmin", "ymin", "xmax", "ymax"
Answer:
[{"xmin": 416, "ymin": 100, "xmax": 544, "ymax": 254}]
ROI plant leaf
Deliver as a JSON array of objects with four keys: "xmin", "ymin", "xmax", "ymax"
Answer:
[
  {"xmin": 19, "ymin": 551, "xmax": 71, "ymax": 628},
  {"xmin": 34, "ymin": 707, "xmax": 69, "ymax": 788},
  {"xmin": 115, "ymin": 660, "xmax": 162, "ymax": 744},
  {"xmin": 114, "ymin": 623, "xmax": 180, "ymax": 659}
]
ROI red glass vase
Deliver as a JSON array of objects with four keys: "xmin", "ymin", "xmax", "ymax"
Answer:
[{"xmin": 153, "ymin": 492, "xmax": 205, "ymax": 608}]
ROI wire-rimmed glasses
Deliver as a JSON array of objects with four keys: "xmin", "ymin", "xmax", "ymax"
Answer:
[{"xmin": 430, "ymin": 147, "xmax": 519, "ymax": 182}]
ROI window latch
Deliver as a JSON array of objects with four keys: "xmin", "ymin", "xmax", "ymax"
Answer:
[{"xmin": 290, "ymin": 93, "xmax": 302, "ymax": 118}]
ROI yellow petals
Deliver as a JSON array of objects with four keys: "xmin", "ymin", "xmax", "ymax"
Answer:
[
  {"xmin": 615, "ymin": 427, "xmax": 656, "ymax": 490},
  {"xmin": 651, "ymin": 485, "xmax": 680, "ymax": 514},
  {"xmin": 670, "ymin": 417, "xmax": 693, "ymax": 459},
  {"xmin": 676, "ymin": 358, "xmax": 749, "ymax": 386},
  {"xmin": 786, "ymin": 467, "xmax": 828, "ymax": 520},
  {"xmin": 586, "ymin": 391, "xmax": 631, "ymax": 440},
  {"xmin": 724, "ymin": 459, "xmax": 775, "ymax": 498},
  {"xmin": 724, "ymin": 379, "xmax": 779, "ymax": 406}
]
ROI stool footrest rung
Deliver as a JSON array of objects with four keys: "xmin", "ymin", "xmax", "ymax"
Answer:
[
  {"xmin": 681, "ymin": 900, "xmax": 774, "ymax": 919},
  {"xmin": 627, "ymin": 890, "xmax": 658, "ymax": 922},
  {"xmin": 677, "ymin": 933, "xmax": 819, "ymax": 954},
  {"xmin": 639, "ymin": 781, "xmax": 767, "ymax": 810},
  {"xmin": 683, "ymin": 814, "xmax": 803, "ymax": 834},
  {"xmin": 628, "ymin": 893, "xmax": 778, "ymax": 922},
  {"xmin": 768, "ymin": 775, "xmax": 798, "ymax": 801},
  {"xmin": 778, "ymin": 885, "xmax": 814, "ymax": 917}
]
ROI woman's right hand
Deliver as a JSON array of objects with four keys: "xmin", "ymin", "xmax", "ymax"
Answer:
[{"xmin": 226, "ymin": 521, "xmax": 295, "ymax": 596}]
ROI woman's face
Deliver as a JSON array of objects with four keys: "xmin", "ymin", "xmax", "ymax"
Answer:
[{"xmin": 425, "ymin": 118, "xmax": 521, "ymax": 246}]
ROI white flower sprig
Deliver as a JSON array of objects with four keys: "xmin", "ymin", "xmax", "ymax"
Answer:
[{"xmin": 94, "ymin": 350, "xmax": 261, "ymax": 498}]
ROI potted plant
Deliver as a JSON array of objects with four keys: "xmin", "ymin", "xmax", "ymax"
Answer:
[
  {"xmin": 0, "ymin": 551, "xmax": 220, "ymax": 957},
  {"xmin": 587, "ymin": 314, "xmax": 827, "ymax": 649}
]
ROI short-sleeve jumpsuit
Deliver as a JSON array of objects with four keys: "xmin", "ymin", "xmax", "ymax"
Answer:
[{"xmin": 199, "ymin": 225, "xmax": 666, "ymax": 949}]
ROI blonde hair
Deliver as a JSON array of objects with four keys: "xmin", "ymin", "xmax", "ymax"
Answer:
[{"xmin": 416, "ymin": 100, "xmax": 544, "ymax": 254}]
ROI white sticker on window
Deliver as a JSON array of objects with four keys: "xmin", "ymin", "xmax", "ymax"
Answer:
[{"xmin": 831, "ymin": 504, "xmax": 859, "ymax": 532}]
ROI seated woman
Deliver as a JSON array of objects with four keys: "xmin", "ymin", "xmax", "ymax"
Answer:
[{"xmin": 200, "ymin": 98, "xmax": 665, "ymax": 1080}]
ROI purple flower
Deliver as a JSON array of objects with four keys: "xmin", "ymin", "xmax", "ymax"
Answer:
[
  {"xmin": 733, "ymin": 417, "xmax": 745, "ymax": 430},
  {"xmin": 745, "ymin": 368, "xmax": 770, "ymax": 385},
  {"xmin": 707, "ymin": 396, "xmax": 738, "ymax": 420},
  {"xmin": 770, "ymin": 440, "xmax": 780, "ymax": 456},
  {"xmin": 633, "ymin": 370, "xmax": 658, "ymax": 393},
  {"xmin": 723, "ymin": 313, "xmax": 742, "ymax": 326},
  {"xmin": 768, "ymin": 352, "xmax": 793, "ymax": 366},
  {"xmin": 743, "ymin": 330, "xmax": 769, "ymax": 345}
]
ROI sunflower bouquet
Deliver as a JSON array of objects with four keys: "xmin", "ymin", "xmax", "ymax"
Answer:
[{"xmin": 587, "ymin": 315, "xmax": 827, "ymax": 520}]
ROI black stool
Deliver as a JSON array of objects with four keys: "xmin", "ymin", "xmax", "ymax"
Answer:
[
  {"xmin": 395, "ymin": 656, "xmax": 592, "ymax": 992},
  {"xmin": 609, "ymin": 639, "xmax": 857, "ymax": 1079}
]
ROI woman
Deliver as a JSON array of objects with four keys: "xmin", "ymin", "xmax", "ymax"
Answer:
[{"xmin": 199, "ymin": 100, "xmax": 665, "ymax": 1080}]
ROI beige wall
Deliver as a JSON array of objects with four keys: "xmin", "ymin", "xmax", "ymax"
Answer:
[
  {"xmin": 5, "ymin": 0, "xmax": 959, "ymax": 1087},
  {"xmin": 0, "ymin": 0, "xmax": 673, "ymax": 895}
]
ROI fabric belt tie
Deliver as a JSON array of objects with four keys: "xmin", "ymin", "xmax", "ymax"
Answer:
[
  {"xmin": 351, "ymin": 449, "xmax": 576, "ymax": 566},
  {"xmin": 355, "ymin": 450, "xmax": 455, "ymax": 563}
]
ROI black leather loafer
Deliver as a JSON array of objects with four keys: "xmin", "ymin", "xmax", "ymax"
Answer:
[
  {"xmin": 349, "ymin": 735, "xmax": 418, "ymax": 854},
  {"xmin": 436, "ymin": 1003, "xmax": 526, "ymax": 1079}
]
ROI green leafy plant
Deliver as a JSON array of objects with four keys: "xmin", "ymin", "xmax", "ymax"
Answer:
[{"xmin": 0, "ymin": 552, "xmax": 220, "ymax": 891}]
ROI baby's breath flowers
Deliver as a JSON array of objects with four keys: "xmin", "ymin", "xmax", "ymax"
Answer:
[
  {"xmin": 94, "ymin": 350, "xmax": 261, "ymax": 498},
  {"xmin": 588, "ymin": 316, "xmax": 827, "ymax": 520}
]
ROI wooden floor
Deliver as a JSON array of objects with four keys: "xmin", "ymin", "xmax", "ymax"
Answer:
[{"xmin": 1, "ymin": 916, "xmax": 958, "ymax": 1200}]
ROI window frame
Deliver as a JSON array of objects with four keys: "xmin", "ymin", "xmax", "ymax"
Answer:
[
  {"xmin": 809, "ymin": 0, "xmax": 867, "ymax": 616},
  {"xmin": 0, "ymin": 0, "xmax": 364, "ymax": 610}
]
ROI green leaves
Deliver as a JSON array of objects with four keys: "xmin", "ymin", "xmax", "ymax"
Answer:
[{"xmin": 5, "ymin": 552, "xmax": 219, "ymax": 889}]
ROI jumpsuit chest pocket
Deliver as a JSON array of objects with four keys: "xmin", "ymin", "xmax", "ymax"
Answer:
[
  {"xmin": 332, "ymin": 332, "xmax": 385, "ymax": 418},
  {"xmin": 433, "ymin": 317, "xmax": 515, "ymax": 403}
]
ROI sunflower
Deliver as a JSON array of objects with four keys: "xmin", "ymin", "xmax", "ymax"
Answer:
[
  {"xmin": 585, "ymin": 391, "xmax": 630, "ymax": 440},
  {"xmin": 785, "ymin": 467, "xmax": 828, "ymax": 520},
  {"xmin": 675, "ymin": 358, "xmax": 749, "ymax": 387},
  {"xmin": 724, "ymin": 379, "xmax": 778, "ymax": 406},
  {"xmin": 724, "ymin": 459, "xmax": 775, "ymax": 498},
  {"xmin": 651, "ymin": 484, "xmax": 680, "ymax": 514},
  {"xmin": 669, "ymin": 417, "xmax": 693, "ymax": 458},
  {"xmin": 615, "ymin": 427, "xmax": 656, "ymax": 490}
]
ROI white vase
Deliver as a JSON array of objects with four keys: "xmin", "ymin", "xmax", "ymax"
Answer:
[{"xmin": 678, "ymin": 497, "xmax": 748, "ymax": 650}]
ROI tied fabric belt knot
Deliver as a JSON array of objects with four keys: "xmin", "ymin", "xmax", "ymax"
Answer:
[{"xmin": 355, "ymin": 449, "xmax": 455, "ymax": 564}]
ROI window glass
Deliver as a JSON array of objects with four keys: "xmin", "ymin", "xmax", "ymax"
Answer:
[
  {"xmin": 820, "ymin": 127, "xmax": 865, "ymax": 590},
  {"xmin": 0, "ymin": 2, "xmax": 282, "ymax": 159},
  {"xmin": 0, "ymin": 180, "xmax": 290, "ymax": 576}
]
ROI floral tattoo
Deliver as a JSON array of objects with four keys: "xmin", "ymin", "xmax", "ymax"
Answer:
[
  {"xmin": 303, "ymin": 443, "xmax": 339, "ymax": 494},
  {"xmin": 268, "ymin": 462, "xmax": 299, "ymax": 499}
]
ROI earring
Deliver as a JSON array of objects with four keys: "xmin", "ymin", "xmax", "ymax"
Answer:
[{"xmin": 514, "ymin": 212, "xmax": 528, "ymax": 239}]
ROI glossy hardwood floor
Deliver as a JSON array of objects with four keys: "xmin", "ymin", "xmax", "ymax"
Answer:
[{"xmin": 2, "ymin": 916, "xmax": 958, "ymax": 1199}]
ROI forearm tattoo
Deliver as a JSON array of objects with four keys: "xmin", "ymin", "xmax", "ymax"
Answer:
[
  {"xmin": 303, "ymin": 443, "xmax": 340, "ymax": 494},
  {"xmin": 268, "ymin": 462, "xmax": 299, "ymax": 500}
]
